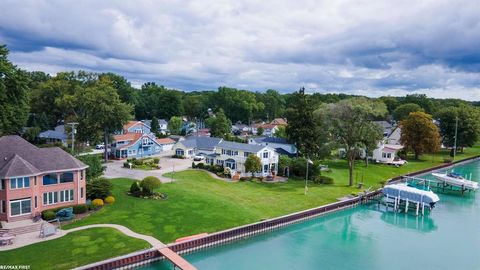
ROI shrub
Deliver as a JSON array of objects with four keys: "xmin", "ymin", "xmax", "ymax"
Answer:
[
  {"xmin": 153, "ymin": 157, "xmax": 160, "ymax": 164},
  {"xmin": 42, "ymin": 210, "xmax": 56, "ymax": 221},
  {"xmin": 86, "ymin": 178, "xmax": 112, "ymax": 200},
  {"xmin": 313, "ymin": 175, "xmax": 334, "ymax": 184},
  {"xmin": 444, "ymin": 158, "xmax": 453, "ymax": 163},
  {"xmin": 140, "ymin": 176, "xmax": 161, "ymax": 195},
  {"xmin": 197, "ymin": 162, "xmax": 204, "ymax": 169},
  {"xmin": 92, "ymin": 198, "xmax": 104, "ymax": 207},
  {"xmin": 104, "ymin": 196, "xmax": 115, "ymax": 204},
  {"xmin": 72, "ymin": 204, "xmax": 88, "ymax": 214},
  {"xmin": 191, "ymin": 161, "xmax": 196, "ymax": 169},
  {"xmin": 130, "ymin": 181, "xmax": 141, "ymax": 195},
  {"xmin": 123, "ymin": 162, "xmax": 130, "ymax": 168},
  {"xmin": 132, "ymin": 159, "xmax": 144, "ymax": 166}
]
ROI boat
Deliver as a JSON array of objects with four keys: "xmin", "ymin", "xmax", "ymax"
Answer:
[
  {"xmin": 382, "ymin": 183, "xmax": 440, "ymax": 208},
  {"xmin": 431, "ymin": 172, "xmax": 478, "ymax": 191}
]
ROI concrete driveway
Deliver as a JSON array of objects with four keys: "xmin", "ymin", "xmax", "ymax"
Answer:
[{"xmin": 103, "ymin": 155, "xmax": 192, "ymax": 182}]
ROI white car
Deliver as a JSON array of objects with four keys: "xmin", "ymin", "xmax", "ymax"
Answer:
[
  {"xmin": 193, "ymin": 155, "xmax": 205, "ymax": 161},
  {"xmin": 95, "ymin": 144, "xmax": 105, "ymax": 150}
]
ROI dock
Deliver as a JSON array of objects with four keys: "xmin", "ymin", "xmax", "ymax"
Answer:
[
  {"xmin": 159, "ymin": 247, "xmax": 197, "ymax": 270},
  {"xmin": 403, "ymin": 175, "xmax": 477, "ymax": 194}
]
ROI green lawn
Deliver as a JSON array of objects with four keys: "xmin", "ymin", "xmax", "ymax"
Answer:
[
  {"xmin": 0, "ymin": 228, "xmax": 150, "ymax": 270},
  {"xmin": 63, "ymin": 145, "xmax": 480, "ymax": 244}
]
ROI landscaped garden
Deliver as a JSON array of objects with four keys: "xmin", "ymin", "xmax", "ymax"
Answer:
[
  {"xmin": 123, "ymin": 157, "xmax": 160, "ymax": 170},
  {"xmin": 0, "ymin": 228, "xmax": 150, "ymax": 270}
]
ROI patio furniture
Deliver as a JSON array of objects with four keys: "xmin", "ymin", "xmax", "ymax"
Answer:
[
  {"xmin": 39, "ymin": 222, "xmax": 57, "ymax": 238},
  {"xmin": 55, "ymin": 207, "xmax": 74, "ymax": 221},
  {"xmin": 0, "ymin": 233, "xmax": 15, "ymax": 246}
]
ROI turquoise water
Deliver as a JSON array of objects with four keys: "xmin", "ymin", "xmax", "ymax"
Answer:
[{"xmin": 141, "ymin": 161, "xmax": 480, "ymax": 270}]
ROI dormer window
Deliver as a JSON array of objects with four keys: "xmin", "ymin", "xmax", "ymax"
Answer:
[{"xmin": 263, "ymin": 151, "xmax": 269, "ymax": 158}]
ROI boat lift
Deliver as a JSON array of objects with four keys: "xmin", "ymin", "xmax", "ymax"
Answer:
[
  {"xmin": 379, "ymin": 184, "xmax": 440, "ymax": 216},
  {"xmin": 402, "ymin": 174, "xmax": 477, "ymax": 195}
]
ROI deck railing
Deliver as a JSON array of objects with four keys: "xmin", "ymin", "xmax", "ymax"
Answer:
[{"xmin": 77, "ymin": 155, "xmax": 479, "ymax": 270}]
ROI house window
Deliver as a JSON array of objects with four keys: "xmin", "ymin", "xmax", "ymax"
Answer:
[
  {"xmin": 132, "ymin": 150, "xmax": 137, "ymax": 155},
  {"xmin": 176, "ymin": 149, "xmax": 184, "ymax": 156},
  {"xmin": 34, "ymin": 176, "xmax": 37, "ymax": 185},
  {"xmin": 188, "ymin": 150, "xmax": 194, "ymax": 155},
  {"xmin": 222, "ymin": 149, "xmax": 226, "ymax": 155},
  {"xmin": 43, "ymin": 174, "xmax": 58, "ymax": 185},
  {"xmin": 80, "ymin": 170, "xmax": 84, "ymax": 180},
  {"xmin": 263, "ymin": 164, "xmax": 269, "ymax": 173},
  {"xmin": 0, "ymin": 200, "xmax": 5, "ymax": 213},
  {"xmin": 0, "ymin": 179, "xmax": 4, "ymax": 190},
  {"xmin": 387, "ymin": 153, "xmax": 392, "ymax": 158},
  {"xmin": 81, "ymin": 187, "xmax": 84, "ymax": 198},
  {"xmin": 60, "ymin": 189, "xmax": 74, "ymax": 202},
  {"xmin": 263, "ymin": 151, "xmax": 269, "ymax": 158},
  {"xmin": 43, "ymin": 191, "xmax": 58, "ymax": 205},
  {"xmin": 60, "ymin": 172, "xmax": 74, "ymax": 183},
  {"xmin": 35, "ymin": 196, "xmax": 38, "ymax": 208},
  {"xmin": 10, "ymin": 177, "xmax": 30, "ymax": 190},
  {"xmin": 217, "ymin": 160, "xmax": 224, "ymax": 166},
  {"xmin": 244, "ymin": 152, "xmax": 251, "ymax": 157},
  {"xmin": 10, "ymin": 198, "xmax": 31, "ymax": 216},
  {"xmin": 234, "ymin": 151, "xmax": 238, "ymax": 156}
]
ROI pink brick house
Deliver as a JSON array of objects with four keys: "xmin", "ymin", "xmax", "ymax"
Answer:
[{"xmin": 0, "ymin": 135, "xmax": 88, "ymax": 222}]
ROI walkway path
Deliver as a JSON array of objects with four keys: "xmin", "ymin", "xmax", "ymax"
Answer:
[
  {"xmin": 65, "ymin": 224, "xmax": 165, "ymax": 249},
  {"xmin": 0, "ymin": 223, "xmax": 164, "ymax": 251}
]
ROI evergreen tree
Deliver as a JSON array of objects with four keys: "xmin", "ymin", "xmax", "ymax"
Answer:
[{"xmin": 150, "ymin": 116, "xmax": 160, "ymax": 134}]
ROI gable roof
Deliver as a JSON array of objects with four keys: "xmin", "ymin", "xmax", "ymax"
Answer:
[
  {"xmin": 270, "ymin": 118, "xmax": 288, "ymax": 125},
  {"xmin": 38, "ymin": 129, "xmax": 68, "ymax": 140},
  {"xmin": 156, "ymin": 138, "xmax": 175, "ymax": 145},
  {"xmin": 113, "ymin": 133, "xmax": 142, "ymax": 142},
  {"xmin": 258, "ymin": 137, "xmax": 290, "ymax": 144},
  {"xmin": 0, "ymin": 135, "xmax": 87, "ymax": 178},
  {"xmin": 217, "ymin": 140, "xmax": 267, "ymax": 153},
  {"xmin": 261, "ymin": 124, "xmax": 278, "ymax": 130},
  {"xmin": 179, "ymin": 136, "xmax": 222, "ymax": 150}
]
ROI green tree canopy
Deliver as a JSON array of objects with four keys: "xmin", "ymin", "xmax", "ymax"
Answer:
[
  {"xmin": 393, "ymin": 103, "xmax": 424, "ymax": 121},
  {"xmin": 0, "ymin": 45, "xmax": 29, "ymax": 135},
  {"xmin": 168, "ymin": 116, "xmax": 183, "ymax": 135},
  {"xmin": 150, "ymin": 116, "xmax": 159, "ymax": 134},
  {"xmin": 436, "ymin": 106, "xmax": 480, "ymax": 151},
  {"xmin": 400, "ymin": 111, "xmax": 441, "ymax": 159},
  {"xmin": 244, "ymin": 154, "xmax": 262, "ymax": 177},
  {"xmin": 205, "ymin": 109, "xmax": 232, "ymax": 138}
]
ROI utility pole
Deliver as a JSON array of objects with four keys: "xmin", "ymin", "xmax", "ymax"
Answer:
[
  {"xmin": 66, "ymin": 122, "xmax": 79, "ymax": 154},
  {"xmin": 453, "ymin": 116, "xmax": 459, "ymax": 158}
]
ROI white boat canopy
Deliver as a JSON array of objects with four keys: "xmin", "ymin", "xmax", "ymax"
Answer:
[{"xmin": 382, "ymin": 183, "xmax": 440, "ymax": 205}]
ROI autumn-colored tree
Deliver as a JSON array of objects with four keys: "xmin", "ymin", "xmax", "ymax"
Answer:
[{"xmin": 400, "ymin": 112, "xmax": 441, "ymax": 160}]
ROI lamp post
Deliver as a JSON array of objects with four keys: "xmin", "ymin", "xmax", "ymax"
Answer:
[
  {"xmin": 453, "ymin": 116, "xmax": 459, "ymax": 159},
  {"xmin": 305, "ymin": 158, "xmax": 313, "ymax": 195}
]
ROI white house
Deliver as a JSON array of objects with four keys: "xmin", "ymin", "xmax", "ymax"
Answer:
[
  {"xmin": 372, "ymin": 143, "xmax": 404, "ymax": 164},
  {"xmin": 205, "ymin": 140, "xmax": 279, "ymax": 178},
  {"xmin": 173, "ymin": 136, "xmax": 223, "ymax": 158}
]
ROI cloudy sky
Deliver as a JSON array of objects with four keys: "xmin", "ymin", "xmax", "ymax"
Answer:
[{"xmin": 1, "ymin": 0, "xmax": 480, "ymax": 100}]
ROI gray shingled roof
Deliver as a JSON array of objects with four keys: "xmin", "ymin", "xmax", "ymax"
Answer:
[
  {"xmin": 0, "ymin": 135, "xmax": 87, "ymax": 178},
  {"xmin": 181, "ymin": 136, "xmax": 223, "ymax": 150},
  {"xmin": 252, "ymin": 137, "xmax": 290, "ymax": 144},
  {"xmin": 217, "ymin": 140, "xmax": 266, "ymax": 153}
]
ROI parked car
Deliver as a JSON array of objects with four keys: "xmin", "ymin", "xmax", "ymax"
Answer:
[
  {"xmin": 193, "ymin": 155, "xmax": 205, "ymax": 161},
  {"xmin": 95, "ymin": 144, "xmax": 105, "ymax": 150}
]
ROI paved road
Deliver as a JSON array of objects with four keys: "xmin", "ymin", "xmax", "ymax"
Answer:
[{"xmin": 103, "ymin": 156, "xmax": 191, "ymax": 182}]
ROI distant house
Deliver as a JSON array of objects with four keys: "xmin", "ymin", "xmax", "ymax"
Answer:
[
  {"xmin": 373, "ymin": 121, "xmax": 394, "ymax": 137},
  {"xmin": 248, "ymin": 137, "xmax": 297, "ymax": 157},
  {"xmin": 141, "ymin": 119, "xmax": 169, "ymax": 134},
  {"xmin": 260, "ymin": 124, "xmax": 279, "ymax": 137},
  {"xmin": 0, "ymin": 136, "xmax": 87, "ymax": 222},
  {"xmin": 205, "ymin": 141, "xmax": 279, "ymax": 178},
  {"xmin": 111, "ymin": 120, "xmax": 167, "ymax": 159},
  {"xmin": 38, "ymin": 125, "xmax": 68, "ymax": 146},
  {"xmin": 386, "ymin": 126, "xmax": 402, "ymax": 145},
  {"xmin": 173, "ymin": 137, "xmax": 223, "ymax": 158},
  {"xmin": 270, "ymin": 118, "xmax": 288, "ymax": 126},
  {"xmin": 195, "ymin": 128, "xmax": 211, "ymax": 137},
  {"xmin": 372, "ymin": 126, "xmax": 404, "ymax": 164}
]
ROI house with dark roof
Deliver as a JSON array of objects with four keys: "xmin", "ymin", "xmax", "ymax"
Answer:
[
  {"xmin": 248, "ymin": 137, "xmax": 297, "ymax": 157},
  {"xmin": 38, "ymin": 125, "xmax": 68, "ymax": 146},
  {"xmin": 141, "ymin": 119, "xmax": 169, "ymax": 134},
  {"xmin": 0, "ymin": 136, "xmax": 88, "ymax": 222}
]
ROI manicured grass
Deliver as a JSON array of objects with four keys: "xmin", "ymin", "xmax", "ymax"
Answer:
[
  {"xmin": 63, "ymin": 145, "xmax": 480, "ymax": 244},
  {"xmin": 0, "ymin": 228, "xmax": 150, "ymax": 270}
]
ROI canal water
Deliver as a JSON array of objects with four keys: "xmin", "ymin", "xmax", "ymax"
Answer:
[{"xmin": 141, "ymin": 160, "xmax": 480, "ymax": 270}]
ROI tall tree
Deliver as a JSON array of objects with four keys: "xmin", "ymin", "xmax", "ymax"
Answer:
[
  {"xmin": 0, "ymin": 45, "xmax": 29, "ymax": 135},
  {"xmin": 205, "ymin": 109, "xmax": 231, "ymax": 138},
  {"xmin": 400, "ymin": 112, "xmax": 441, "ymax": 160},
  {"xmin": 72, "ymin": 77, "xmax": 132, "ymax": 161},
  {"xmin": 274, "ymin": 125, "xmax": 287, "ymax": 139},
  {"xmin": 260, "ymin": 89, "xmax": 285, "ymax": 121},
  {"xmin": 285, "ymin": 88, "xmax": 329, "ymax": 158},
  {"xmin": 317, "ymin": 97, "xmax": 387, "ymax": 186},
  {"xmin": 168, "ymin": 116, "xmax": 183, "ymax": 135},
  {"xmin": 150, "ymin": 116, "xmax": 159, "ymax": 134},
  {"xmin": 436, "ymin": 106, "xmax": 480, "ymax": 152},
  {"xmin": 393, "ymin": 103, "xmax": 424, "ymax": 121},
  {"xmin": 99, "ymin": 73, "xmax": 136, "ymax": 105}
]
